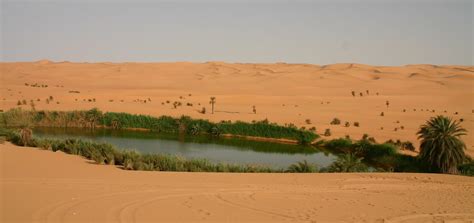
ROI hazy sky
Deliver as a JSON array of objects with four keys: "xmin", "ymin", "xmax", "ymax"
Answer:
[{"xmin": 1, "ymin": 0, "xmax": 472, "ymax": 65}]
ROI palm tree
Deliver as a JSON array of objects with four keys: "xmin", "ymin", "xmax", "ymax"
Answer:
[
  {"xmin": 328, "ymin": 153, "xmax": 368, "ymax": 172},
  {"xmin": 287, "ymin": 160, "xmax": 317, "ymax": 173},
  {"xmin": 85, "ymin": 108, "xmax": 102, "ymax": 129},
  {"xmin": 111, "ymin": 118, "xmax": 120, "ymax": 129},
  {"xmin": 209, "ymin": 97, "xmax": 216, "ymax": 114},
  {"xmin": 417, "ymin": 116, "xmax": 467, "ymax": 174}
]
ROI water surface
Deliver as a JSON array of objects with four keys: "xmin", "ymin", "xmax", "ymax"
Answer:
[{"xmin": 34, "ymin": 127, "xmax": 336, "ymax": 169}]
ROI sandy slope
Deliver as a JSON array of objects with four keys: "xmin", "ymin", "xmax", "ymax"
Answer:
[
  {"xmin": 0, "ymin": 61, "xmax": 473, "ymax": 156},
  {"xmin": 1, "ymin": 142, "xmax": 474, "ymax": 223}
]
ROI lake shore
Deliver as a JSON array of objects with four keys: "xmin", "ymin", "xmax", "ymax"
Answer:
[{"xmin": 1, "ymin": 142, "xmax": 473, "ymax": 222}]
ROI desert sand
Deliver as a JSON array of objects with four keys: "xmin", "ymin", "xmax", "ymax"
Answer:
[
  {"xmin": 1, "ymin": 61, "xmax": 473, "ymax": 155},
  {"xmin": 1, "ymin": 142, "xmax": 473, "ymax": 223}
]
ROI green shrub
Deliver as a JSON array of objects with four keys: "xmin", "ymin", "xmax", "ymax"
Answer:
[
  {"xmin": 458, "ymin": 162, "xmax": 474, "ymax": 176},
  {"xmin": 324, "ymin": 138, "xmax": 353, "ymax": 150}
]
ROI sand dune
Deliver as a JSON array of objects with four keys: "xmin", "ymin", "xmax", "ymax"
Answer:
[
  {"xmin": 1, "ymin": 142, "xmax": 473, "ymax": 222},
  {"xmin": 1, "ymin": 61, "xmax": 473, "ymax": 156}
]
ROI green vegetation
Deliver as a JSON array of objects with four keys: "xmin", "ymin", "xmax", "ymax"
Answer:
[
  {"xmin": 1, "ymin": 108, "xmax": 318, "ymax": 145},
  {"xmin": 417, "ymin": 116, "xmax": 467, "ymax": 174},
  {"xmin": 323, "ymin": 153, "xmax": 368, "ymax": 173},
  {"xmin": 286, "ymin": 160, "xmax": 318, "ymax": 173},
  {"xmin": 320, "ymin": 137, "xmax": 419, "ymax": 172},
  {"xmin": 458, "ymin": 161, "xmax": 474, "ymax": 176},
  {"xmin": 384, "ymin": 139, "xmax": 415, "ymax": 151}
]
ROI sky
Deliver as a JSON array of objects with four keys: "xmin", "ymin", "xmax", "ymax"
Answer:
[{"xmin": 1, "ymin": 0, "xmax": 472, "ymax": 65}]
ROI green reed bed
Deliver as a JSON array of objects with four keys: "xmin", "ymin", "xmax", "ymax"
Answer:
[{"xmin": 1, "ymin": 108, "xmax": 318, "ymax": 145}]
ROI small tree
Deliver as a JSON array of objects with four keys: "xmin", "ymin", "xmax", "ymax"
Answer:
[
  {"xmin": 209, "ymin": 97, "xmax": 216, "ymax": 114},
  {"xmin": 252, "ymin": 105, "xmax": 257, "ymax": 114},
  {"xmin": 85, "ymin": 108, "xmax": 102, "ymax": 129},
  {"xmin": 351, "ymin": 91, "xmax": 355, "ymax": 97}
]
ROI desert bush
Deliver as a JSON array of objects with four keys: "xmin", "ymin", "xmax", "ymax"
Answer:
[
  {"xmin": 344, "ymin": 122, "xmax": 350, "ymax": 127},
  {"xmin": 324, "ymin": 128, "xmax": 331, "ymax": 136},
  {"xmin": 330, "ymin": 118, "xmax": 341, "ymax": 125},
  {"xmin": 353, "ymin": 122, "xmax": 359, "ymax": 127}
]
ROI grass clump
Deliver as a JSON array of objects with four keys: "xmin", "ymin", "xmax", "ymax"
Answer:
[{"xmin": 286, "ymin": 160, "xmax": 318, "ymax": 173}]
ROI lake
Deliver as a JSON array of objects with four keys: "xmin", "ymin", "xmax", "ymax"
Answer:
[{"xmin": 34, "ymin": 127, "xmax": 337, "ymax": 169}]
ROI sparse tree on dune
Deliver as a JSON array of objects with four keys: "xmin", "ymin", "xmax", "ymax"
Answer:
[{"xmin": 209, "ymin": 97, "xmax": 216, "ymax": 114}]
